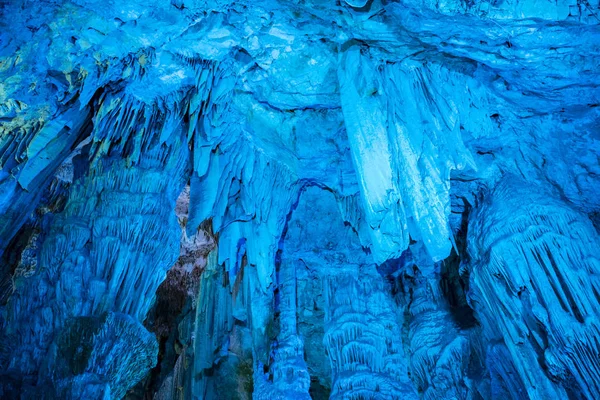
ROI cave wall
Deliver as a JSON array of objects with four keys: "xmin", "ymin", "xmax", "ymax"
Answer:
[{"xmin": 0, "ymin": 0, "xmax": 599, "ymax": 398}]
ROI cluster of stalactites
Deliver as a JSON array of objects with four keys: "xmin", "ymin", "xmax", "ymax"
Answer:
[
  {"xmin": 185, "ymin": 62, "xmax": 302, "ymax": 298},
  {"xmin": 467, "ymin": 176, "xmax": 600, "ymax": 399},
  {"xmin": 0, "ymin": 58, "xmax": 224, "ymax": 397},
  {"xmin": 338, "ymin": 45, "xmax": 476, "ymax": 267}
]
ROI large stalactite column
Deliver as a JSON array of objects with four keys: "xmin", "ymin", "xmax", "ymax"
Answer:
[
  {"xmin": 467, "ymin": 176, "xmax": 600, "ymax": 399},
  {"xmin": 2, "ymin": 94, "xmax": 191, "ymax": 399}
]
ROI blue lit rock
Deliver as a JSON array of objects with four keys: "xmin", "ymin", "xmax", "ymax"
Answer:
[
  {"xmin": 0, "ymin": 0, "xmax": 599, "ymax": 398},
  {"xmin": 467, "ymin": 176, "xmax": 600, "ymax": 399}
]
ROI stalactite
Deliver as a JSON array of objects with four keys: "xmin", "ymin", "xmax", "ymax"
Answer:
[
  {"xmin": 1, "ymin": 0, "xmax": 598, "ymax": 397},
  {"xmin": 338, "ymin": 46, "xmax": 476, "ymax": 265},
  {"xmin": 467, "ymin": 176, "xmax": 600, "ymax": 399},
  {"xmin": 0, "ymin": 88, "xmax": 192, "ymax": 397}
]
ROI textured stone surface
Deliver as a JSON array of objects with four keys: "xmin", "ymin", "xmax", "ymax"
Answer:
[{"xmin": 0, "ymin": 0, "xmax": 599, "ymax": 398}]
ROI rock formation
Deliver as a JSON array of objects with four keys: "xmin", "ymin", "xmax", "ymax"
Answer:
[{"xmin": 0, "ymin": 0, "xmax": 598, "ymax": 398}]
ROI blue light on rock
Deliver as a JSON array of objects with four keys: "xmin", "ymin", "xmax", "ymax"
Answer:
[{"xmin": 0, "ymin": 0, "xmax": 599, "ymax": 398}]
